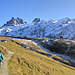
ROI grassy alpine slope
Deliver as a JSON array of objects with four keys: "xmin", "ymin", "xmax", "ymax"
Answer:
[{"xmin": 0, "ymin": 37, "xmax": 75, "ymax": 75}]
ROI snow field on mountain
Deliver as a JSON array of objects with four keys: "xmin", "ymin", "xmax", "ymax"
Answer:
[{"xmin": 0, "ymin": 17, "xmax": 75, "ymax": 40}]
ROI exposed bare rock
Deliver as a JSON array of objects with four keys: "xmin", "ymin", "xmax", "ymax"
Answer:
[
  {"xmin": 3, "ymin": 17, "xmax": 27, "ymax": 26},
  {"xmin": 32, "ymin": 18, "xmax": 40, "ymax": 23}
]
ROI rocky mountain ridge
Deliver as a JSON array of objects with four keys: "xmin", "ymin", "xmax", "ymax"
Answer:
[
  {"xmin": 3, "ymin": 17, "xmax": 27, "ymax": 26},
  {"xmin": 0, "ymin": 17, "xmax": 75, "ymax": 40}
]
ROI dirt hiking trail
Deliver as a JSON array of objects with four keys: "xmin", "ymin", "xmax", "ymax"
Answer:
[{"xmin": 0, "ymin": 51, "xmax": 14, "ymax": 75}]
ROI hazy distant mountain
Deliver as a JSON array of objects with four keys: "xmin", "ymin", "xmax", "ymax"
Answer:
[{"xmin": 0, "ymin": 17, "xmax": 75, "ymax": 40}]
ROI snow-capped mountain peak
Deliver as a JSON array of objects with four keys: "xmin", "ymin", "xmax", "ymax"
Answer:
[{"xmin": 0, "ymin": 17, "xmax": 75, "ymax": 40}]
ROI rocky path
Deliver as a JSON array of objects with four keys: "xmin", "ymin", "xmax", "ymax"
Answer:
[{"xmin": 0, "ymin": 51, "xmax": 14, "ymax": 75}]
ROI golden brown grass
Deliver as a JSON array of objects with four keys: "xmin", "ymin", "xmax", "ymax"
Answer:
[
  {"xmin": 0, "ymin": 37, "xmax": 75, "ymax": 75},
  {"xmin": 13, "ymin": 39, "xmax": 44, "ymax": 52},
  {"xmin": 0, "ymin": 40, "xmax": 9, "ymax": 55}
]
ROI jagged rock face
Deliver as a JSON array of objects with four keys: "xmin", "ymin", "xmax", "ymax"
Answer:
[
  {"xmin": 32, "ymin": 18, "xmax": 40, "ymax": 22},
  {"xmin": 3, "ymin": 17, "xmax": 27, "ymax": 26}
]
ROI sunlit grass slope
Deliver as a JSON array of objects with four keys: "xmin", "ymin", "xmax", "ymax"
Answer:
[{"xmin": 0, "ymin": 37, "xmax": 75, "ymax": 75}]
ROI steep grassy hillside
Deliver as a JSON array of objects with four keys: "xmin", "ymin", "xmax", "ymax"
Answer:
[{"xmin": 0, "ymin": 37, "xmax": 75, "ymax": 75}]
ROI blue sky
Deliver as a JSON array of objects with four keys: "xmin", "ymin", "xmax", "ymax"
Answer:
[{"xmin": 0, "ymin": 0, "xmax": 75, "ymax": 26}]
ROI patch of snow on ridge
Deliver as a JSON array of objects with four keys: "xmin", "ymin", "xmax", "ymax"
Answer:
[
  {"xmin": 0, "ymin": 28, "xmax": 4, "ymax": 33},
  {"xmin": 6, "ymin": 28, "xmax": 12, "ymax": 32}
]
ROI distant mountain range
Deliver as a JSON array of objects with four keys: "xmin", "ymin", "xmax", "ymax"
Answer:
[{"xmin": 0, "ymin": 17, "xmax": 75, "ymax": 40}]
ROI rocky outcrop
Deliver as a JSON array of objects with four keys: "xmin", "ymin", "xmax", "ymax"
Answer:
[
  {"xmin": 32, "ymin": 18, "xmax": 40, "ymax": 23},
  {"xmin": 3, "ymin": 17, "xmax": 27, "ymax": 26}
]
